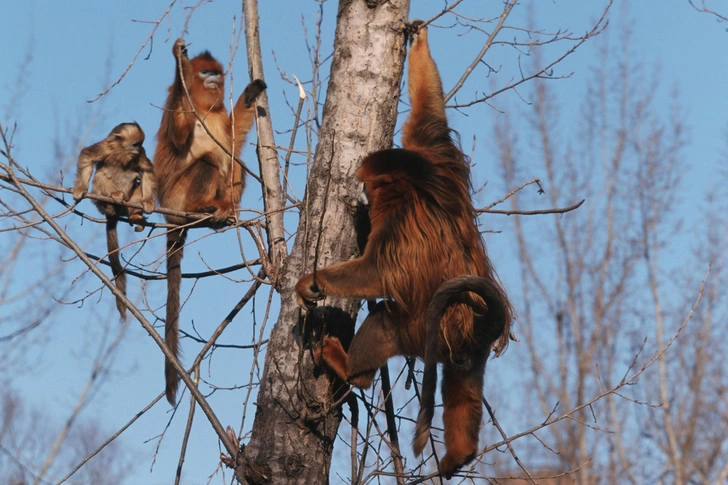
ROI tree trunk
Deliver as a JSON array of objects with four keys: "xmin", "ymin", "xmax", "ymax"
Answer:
[{"xmin": 238, "ymin": 1, "xmax": 410, "ymax": 483}]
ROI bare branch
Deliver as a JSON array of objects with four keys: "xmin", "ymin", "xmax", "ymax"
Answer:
[
  {"xmin": 88, "ymin": 1, "xmax": 177, "ymax": 102},
  {"xmin": 477, "ymin": 199, "xmax": 584, "ymax": 216},
  {"xmin": 244, "ymin": 0, "xmax": 288, "ymax": 279},
  {"xmin": 688, "ymin": 0, "xmax": 728, "ymax": 21}
]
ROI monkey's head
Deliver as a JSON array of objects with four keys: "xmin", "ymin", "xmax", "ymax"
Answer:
[
  {"xmin": 356, "ymin": 149, "xmax": 434, "ymax": 219},
  {"xmin": 107, "ymin": 122, "xmax": 145, "ymax": 160},
  {"xmin": 357, "ymin": 147, "xmax": 474, "ymax": 232},
  {"xmin": 188, "ymin": 53, "xmax": 225, "ymax": 110}
]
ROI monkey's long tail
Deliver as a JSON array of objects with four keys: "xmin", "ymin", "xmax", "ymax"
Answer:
[
  {"xmin": 106, "ymin": 217, "xmax": 126, "ymax": 321},
  {"xmin": 165, "ymin": 228, "xmax": 187, "ymax": 405},
  {"xmin": 412, "ymin": 275, "xmax": 508, "ymax": 456}
]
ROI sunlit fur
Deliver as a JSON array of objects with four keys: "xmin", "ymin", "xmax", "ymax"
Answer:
[
  {"xmin": 73, "ymin": 122, "xmax": 157, "ymax": 321},
  {"xmin": 295, "ymin": 24, "xmax": 512, "ymax": 478},
  {"xmin": 153, "ymin": 38, "xmax": 266, "ymax": 405}
]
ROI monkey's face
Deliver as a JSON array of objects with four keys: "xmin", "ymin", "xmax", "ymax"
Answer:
[
  {"xmin": 107, "ymin": 123, "xmax": 145, "ymax": 160},
  {"xmin": 189, "ymin": 55, "xmax": 226, "ymax": 109},
  {"xmin": 199, "ymin": 69, "xmax": 223, "ymax": 92},
  {"xmin": 121, "ymin": 129, "xmax": 144, "ymax": 157},
  {"xmin": 115, "ymin": 136, "xmax": 142, "ymax": 159}
]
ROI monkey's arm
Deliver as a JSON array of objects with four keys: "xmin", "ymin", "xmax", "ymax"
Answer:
[
  {"xmin": 161, "ymin": 38, "xmax": 196, "ymax": 152},
  {"xmin": 295, "ymin": 257, "xmax": 386, "ymax": 308},
  {"xmin": 401, "ymin": 23, "xmax": 449, "ymax": 151},
  {"xmin": 138, "ymin": 155, "xmax": 157, "ymax": 213},
  {"xmin": 73, "ymin": 145, "xmax": 100, "ymax": 200},
  {"xmin": 230, "ymin": 79, "xmax": 267, "ymax": 154}
]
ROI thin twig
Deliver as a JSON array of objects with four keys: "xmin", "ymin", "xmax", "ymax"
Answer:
[
  {"xmin": 477, "ymin": 199, "xmax": 584, "ymax": 216},
  {"xmin": 688, "ymin": 0, "xmax": 728, "ymax": 21},
  {"xmin": 444, "ymin": 0, "xmax": 518, "ymax": 103},
  {"xmin": 56, "ymin": 393, "xmax": 165, "ymax": 484},
  {"xmin": 483, "ymin": 397, "xmax": 536, "ymax": 485},
  {"xmin": 380, "ymin": 364, "xmax": 405, "ymax": 484},
  {"xmin": 89, "ymin": 1, "xmax": 177, "ymax": 102},
  {"xmin": 175, "ymin": 368, "xmax": 198, "ymax": 485},
  {"xmin": 282, "ymin": 75, "xmax": 306, "ymax": 204}
]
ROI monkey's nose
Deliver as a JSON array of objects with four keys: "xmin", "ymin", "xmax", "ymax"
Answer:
[{"xmin": 358, "ymin": 187, "xmax": 369, "ymax": 206}]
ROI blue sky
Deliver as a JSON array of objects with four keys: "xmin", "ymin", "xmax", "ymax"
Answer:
[{"xmin": 1, "ymin": 1, "xmax": 726, "ymax": 483}]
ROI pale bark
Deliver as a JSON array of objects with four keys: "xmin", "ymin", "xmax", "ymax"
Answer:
[
  {"xmin": 243, "ymin": 0, "xmax": 288, "ymax": 275},
  {"xmin": 237, "ymin": 1, "xmax": 410, "ymax": 483}
]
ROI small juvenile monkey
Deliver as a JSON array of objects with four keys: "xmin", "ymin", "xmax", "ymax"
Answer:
[
  {"xmin": 154, "ymin": 37, "xmax": 266, "ymax": 405},
  {"xmin": 73, "ymin": 122, "xmax": 157, "ymax": 320}
]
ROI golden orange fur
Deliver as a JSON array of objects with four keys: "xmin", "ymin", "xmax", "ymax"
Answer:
[
  {"xmin": 295, "ymin": 23, "xmax": 512, "ymax": 478},
  {"xmin": 154, "ymin": 38, "xmax": 266, "ymax": 405}
]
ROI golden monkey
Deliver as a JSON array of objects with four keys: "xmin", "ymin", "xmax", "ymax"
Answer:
[
  {"xmin": 154, "ymin": 37, "xmax": 266, "ymax": 404},
  {"xmin": 73, "ymin": 122, "xmax": 156, "ymax": 320}
]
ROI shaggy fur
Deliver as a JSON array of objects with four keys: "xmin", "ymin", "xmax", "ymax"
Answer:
[
  {"xmin": 154, "ymin": 38, "xmax": 265, "ymax": 404},
  {"xmin": 295, "ymin": 23, "xmax": 512, "ymax": 478}
]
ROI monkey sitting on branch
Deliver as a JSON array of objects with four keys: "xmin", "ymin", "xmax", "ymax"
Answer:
[
  {"xmin": 295, "ymin": 22, "xmax": 513, "ymax": 478},
  {"xmin": 154, "ymin": 37, "xmax": 266, "ymax": 405},
  {"xmin": 73, "ymin": 122, "xmax": 157, "ymax": 321}
]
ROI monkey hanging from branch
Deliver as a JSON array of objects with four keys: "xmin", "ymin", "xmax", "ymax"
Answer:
[
  {"xmin": 73, "ymin": 122, "xmax": 157, "ymax": 321},
  {"xmin": 154, "ymin": 37, "xmax": 266, "ymax": 405},
  {"xmin": 295, "ymin": 22, "xmax": 513, "ymax": 479}
]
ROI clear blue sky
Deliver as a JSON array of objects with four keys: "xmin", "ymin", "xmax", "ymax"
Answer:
[{"xmin": 0, "ymin": 1, "xmax": 725, "ymax": 484}]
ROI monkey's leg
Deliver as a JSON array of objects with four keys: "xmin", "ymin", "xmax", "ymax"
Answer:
[
  {"xmin": 315, "ymin": 336, "xmax": 349, "ymax": 382},
  {"xmin": 438, "ymin": 357, "xmax": 487, "ymax": 478},
  {"xmin": 186, "ymin": 154, "xmax": 238, "ymax": 226},
  {"xmin": 329, "ymin": 302, "xmax": 402, "ymax": 389}
]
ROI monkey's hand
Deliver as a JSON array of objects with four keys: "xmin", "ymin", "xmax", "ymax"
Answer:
[
  {"xmin": 295, "ymin": 273, "xmax": 324, "ymax": 310},
  {"xmin": 406, "ymin": 20, "xmax": 426, "ymax": 46},
  {"xmin": 242, "ymin": 79, "xmax": 267, "ymax": 108},
  {"xmin": 141, "ymin": 200, "xmax": 155, "ymax": 214},
  {"xmin": 110, "ymin": 191, "xmax": 127, "ymax": 205},
  {"xmin": 72, "ymin": 186, "xmax": 86, "ymax": 202},
  {"xmin": 173, "ymin": 38, "xmax": 188, "ymax": 63}
]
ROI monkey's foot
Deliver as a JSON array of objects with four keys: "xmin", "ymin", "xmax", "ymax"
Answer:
[
  {"xmin": 210, "ymin": 212, "xmax": 237, "ymax": 227},
  {"xmin": 191, "ymin": 206, "xmax": 236, "ymax": 227},
  {"xmin": 315, "ymin": 336, "xmax": 350, "ymax": 382},
  {"xmin": 127, "ymin": 213, "xmax": 146, "ymax": 232}
]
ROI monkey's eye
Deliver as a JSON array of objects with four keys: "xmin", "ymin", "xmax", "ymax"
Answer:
[
  {"xmin": 132, "ymin": 142, "xmax": 142, "ymax": 148},
  {"xmin": 115, "ymin": 135, "xmax": 123, "ymax": 141},
  {"xmin": 200, "ymin": 70, "xmax": 210, "ymax": 76}
]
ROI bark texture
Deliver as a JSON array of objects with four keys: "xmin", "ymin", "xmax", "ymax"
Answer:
[{"xmin": 238, "ymin": 1, "xmax": 410, "ymax": 483}]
